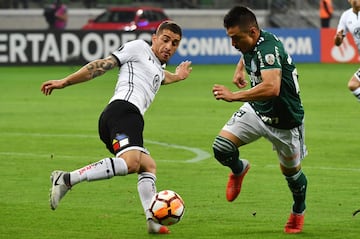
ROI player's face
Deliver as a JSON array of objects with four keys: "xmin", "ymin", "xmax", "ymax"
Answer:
[
  {"xmin": 226, "ymin": 26, "xmax": 257, "ymax": 54},
  {"xmin": 152, "ymin": 29, "xmax": 181, "ymax": 63},
  {"xmin": 349, "ymin": 0, "xmax": 360, "ymax": 9}
]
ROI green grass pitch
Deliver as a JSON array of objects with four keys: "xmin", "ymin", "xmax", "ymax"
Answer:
[{"xmin": 1, "ymin": 63, "xmax": 360, "ymax": 239}]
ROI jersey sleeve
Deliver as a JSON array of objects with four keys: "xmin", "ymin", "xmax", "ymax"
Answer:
[
  {"xmin": 337, "ymin": 11, "xmax": 348, "ymax": 35},
  {"xmin": 257, "ymin": 40, "xmax": 282, "ymax": 71},
  {"xmin": 111, "ymin": 40, "xmax": 145, "ymax": 66}
]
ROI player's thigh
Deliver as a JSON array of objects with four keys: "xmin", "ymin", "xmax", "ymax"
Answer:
[
  {"xmin": 99, "ymin": 100, "xmax": 144, "ymax": 155},
  {"xmin": 221, "ymin": 103, "xmax": 263, "ymax": 145},
  {"xmin": 266, "ymin": 125, "xmax": 307, "ymax": 168}
]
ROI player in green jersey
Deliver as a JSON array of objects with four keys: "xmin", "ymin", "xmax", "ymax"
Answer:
[{"xmin": 212, "ymin": 6, "xmax": 308, "ymax": 234}]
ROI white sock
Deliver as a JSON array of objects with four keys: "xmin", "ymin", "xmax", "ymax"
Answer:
[
  {"xmin": 137, "ymin": 172, "xmax": 157, "ymax": 219},
  {"xmin": 352, "ymin": 87, "xmax": 360, "ymax": 101},
  {"xmin": 147, "ymin": 219, "xmax": 164, "ymax": 233},
  {"xmin": 69, "ymin": 157, "xmax": 128, "ymax": 186}
]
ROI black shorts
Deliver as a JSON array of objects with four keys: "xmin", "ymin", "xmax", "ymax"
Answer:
[{"xmin": 98, "ymin": 100, "xmax": 144, "ymax": 155}]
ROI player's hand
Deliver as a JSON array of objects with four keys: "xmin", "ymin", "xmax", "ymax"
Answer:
[
  {"xmin": 212, "ymin": 84, "xmax": 233, "ymax": 102},
  {"xmin": 233, "ymin": 69, "xmax": 248, "ymax": 89},
  {"xmin": 334, "ymin": 30, "xmax": 344, "ymax": 46},
  {"xmin": 175, "ymin": 60, "xmax": 192, "ymax": 80},
  {"xmin": 40, "ymin": 79, "xmax": 66, "ymax": 95}
]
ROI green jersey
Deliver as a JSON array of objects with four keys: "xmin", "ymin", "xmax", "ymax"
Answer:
[{"xmin": 243, "ymin": 30, "xmax": 304, "ymax": 129}]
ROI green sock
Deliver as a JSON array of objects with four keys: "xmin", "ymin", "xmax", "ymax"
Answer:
[
  {"xmin": 229, "ymin": 159, "xmax": 244, "ymax": 175},
  {"xmin": 285, "ymin": 170, "xmax": 307, "ymax": 214}
]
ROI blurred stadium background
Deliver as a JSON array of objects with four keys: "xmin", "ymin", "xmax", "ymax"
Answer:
[
  {"xmin": 0, "ymin": 0, "xmax": 351, "ymax": 10},
  {"xmin": 0, "ymin": 0, "xmax": 352, "ymax": 29},
  {"xmin": 0, "ymin": 1, "xmax": 356, "ymax": 65}
]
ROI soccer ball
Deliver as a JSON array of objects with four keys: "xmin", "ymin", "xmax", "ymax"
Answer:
[{"xmin": 149, "ymin": 190, "xmax": 185, "ymax": 226}]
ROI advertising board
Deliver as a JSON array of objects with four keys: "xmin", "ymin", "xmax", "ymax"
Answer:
[{"xmin": 0, "ymin": 28, "xmax": 351, "ymax": 65}]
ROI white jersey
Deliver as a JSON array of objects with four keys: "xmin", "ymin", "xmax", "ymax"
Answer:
[
  {"xmin": 337, "ymin": 8, "xmax": 360, "ymax": 52},
  {"xmin": 110, "ymin": 40, "xmax": 165, "ymax": 115}
]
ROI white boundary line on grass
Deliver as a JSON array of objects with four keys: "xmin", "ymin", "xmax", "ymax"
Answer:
[
  {"xmin": 1, "ymin": 132, "xmax": 211, "ymax": 163},
  {"xmin": 5, "ymin": 132, "xmax": 359, "ymax": 171},
  {"xmin": 265, "ymin": 164, "xmax": 360, "ymax": 172},
  {"xmin": 145, "ymin": 139, "xmax": 211, "ymax": 163}
]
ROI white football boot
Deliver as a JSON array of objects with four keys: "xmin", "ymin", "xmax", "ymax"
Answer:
[{"xmin": 49, "ymin": 170, "xmax": 71, "ymax": 210}]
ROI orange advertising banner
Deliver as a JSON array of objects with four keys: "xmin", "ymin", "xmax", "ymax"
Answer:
[{"xmin": 321, "ymin": 28, "xmax": 360, "ymax": 63}]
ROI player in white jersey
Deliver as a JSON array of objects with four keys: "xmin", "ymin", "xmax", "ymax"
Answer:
[
  {"xmin": 40, "ymin": 21, "xmax": 192, "ymax": 234},
  {"xmin": 334, "ymin": 0, "xmax": 360, "ymax": 102}
]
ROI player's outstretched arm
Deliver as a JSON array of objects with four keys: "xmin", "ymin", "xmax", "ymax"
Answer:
[
  {"xmin": 163, "ymin": 60, "xmax": 192, "ymax": 85},
  {"xmin": 213, "ymin": 69, "xmax": 281, "ymax": 102},
  {"xmin": 40, "ymin": 55, "xmax": 118, "ymax": 95}
]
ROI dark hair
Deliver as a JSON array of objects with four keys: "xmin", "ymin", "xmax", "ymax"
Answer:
[
  {"xmin": 156, "ymin": 21, "xmax": 182, "ymax": 38},
  {"xmin": 223, "ymin": 6, "xmax": 259, "ymax": 30}
]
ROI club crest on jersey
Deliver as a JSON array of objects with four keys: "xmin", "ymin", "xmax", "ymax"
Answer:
[
  {"xmin": 265, "ymin": 54, "xmax": 275, "ymax": 65},
  {"xmin": 112, "ymin": 133, "xmax": 129, "ymax": 152},
  {"xmin": 152, "ymin": 74, "xmax": 161, "ymax": 93},
  {"xmin": 354, "ymin": 27, "xmax": 360, "ymax": 39}
]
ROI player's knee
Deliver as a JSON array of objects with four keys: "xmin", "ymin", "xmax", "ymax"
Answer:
[
  {"xmin": 349, "ymin": 70, "xmax": 360, "ymax": 90},
  {"xmin": 279, "ymin": 154, "xmax": 301, "ymax": 176},
  {"xmin": 348, "ymin": 76, "xmax": 360, "ymax": 91},
  {"xmin": 212, "ymin": 135, "xmax": 239, "ymax": 166},
  {"xmin": 123, "ymin": 156, "xmax": 141, "ymax": 173}
]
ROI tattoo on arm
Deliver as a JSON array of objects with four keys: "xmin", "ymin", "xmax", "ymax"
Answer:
[{"xmin": 86, "ymin": 56, "xmax": 117, "ymax": 79}]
